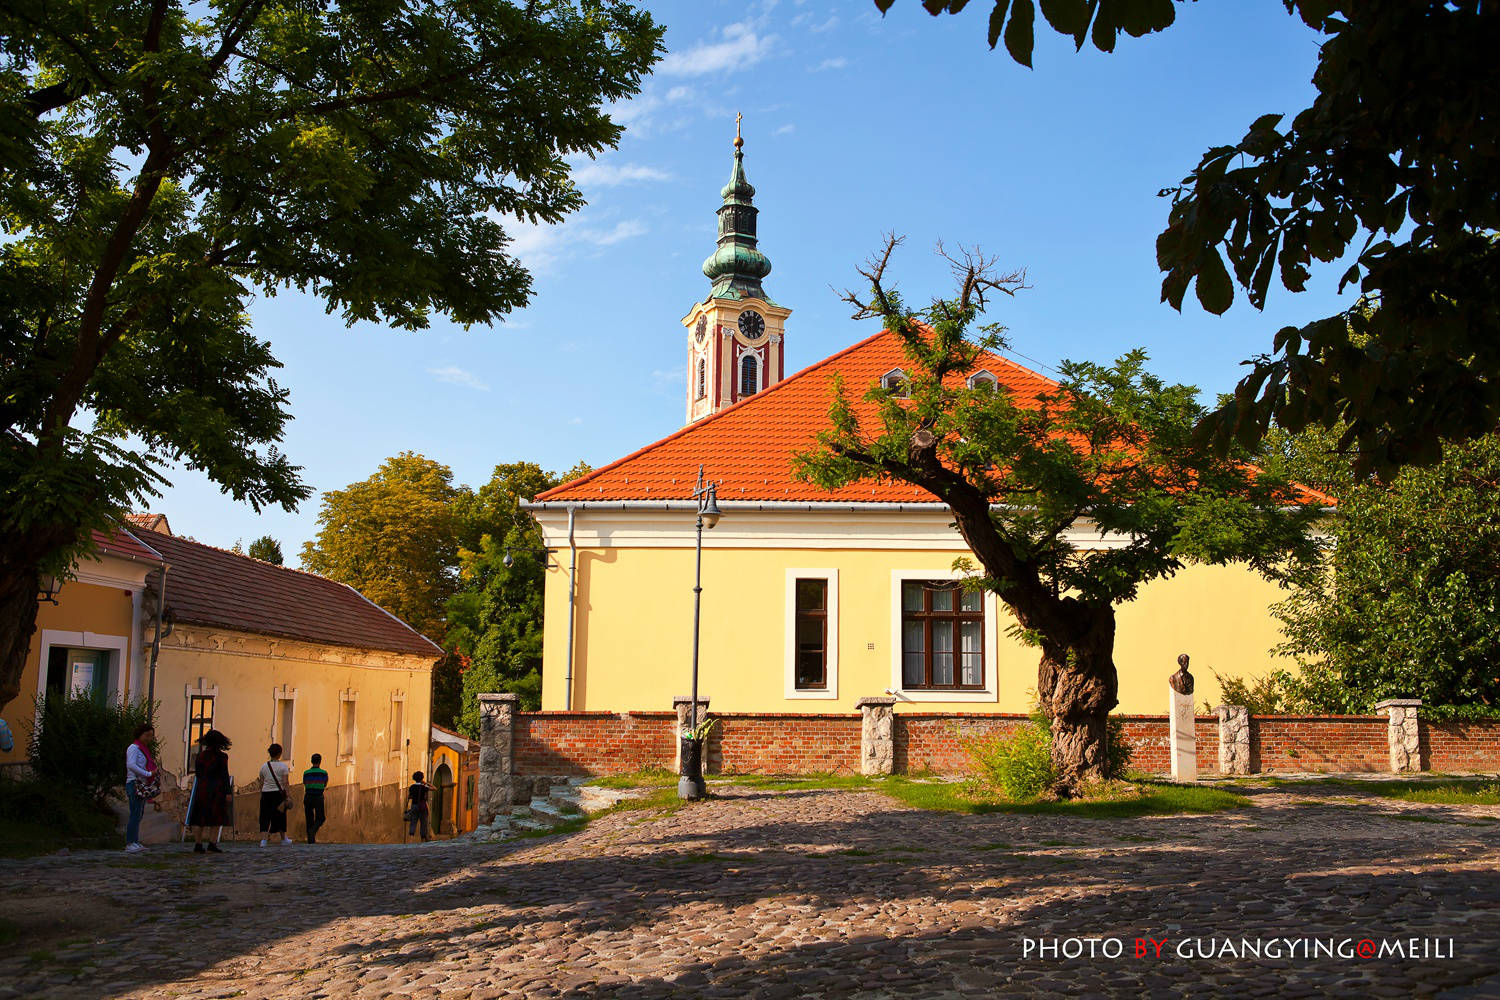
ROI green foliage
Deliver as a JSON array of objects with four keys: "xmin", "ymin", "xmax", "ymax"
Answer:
[
  {"xmin": 965, "ymin": 713, "xmax": 1133, "ymax": 801},
  {"xmin": 965, "ymin": 720, "xmax": 1055, "ymax": 801},
  {"xmin": 301, "ymin": 452, "xmax": 465, "ymax": 641},
  {"xmin": 448, "ymin": 462, "xmax": 589, "ymax": 736},
  {"xmin": 1273, "ymin": 433, "xmax": 1500, "ymax": 712},
  {"xmin": 246, "ymin": 535, "xmax": 283, "ymax": 565},
  {"xmin": 27, "ymin": 692, "xmax": 154, "ymax": 805},
  {"xmin": 0, "ymin": 0, "xmax": 662, "ymax": 712},
  {"xmin": 890, "ymin": 1, "xmax": 1500, "ymax": 479}
]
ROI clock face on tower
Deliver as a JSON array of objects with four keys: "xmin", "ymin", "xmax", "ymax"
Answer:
[
  {"xmin": 694, "ymin": 316, "xmax": 707, "ymax": 343},
  {"xmin": 738, "ymin": 309, "xmax": 765, "ymax": 340}
]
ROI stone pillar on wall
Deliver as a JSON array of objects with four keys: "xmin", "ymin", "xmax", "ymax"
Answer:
[
  {"xmin": 1376, "ymin": 699, "xmax": 1422, "ymax": 773},
  {"xmin": 477, "ymin": 692, "xmax": 519, "ymax": 824},
  {"xmin": 673, "ymin": 696, "xmax": 711, "ymax": 771},
  {"xmin": 857, "ymin": 697, "xmax": 897, "ymax": 776},
  {"xmin": 1216, "ymin": 704, "xmax": 1251, "ymax": 775}
]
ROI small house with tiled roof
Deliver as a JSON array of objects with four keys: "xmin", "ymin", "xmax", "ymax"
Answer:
[
  {"xmin": 521, "ymin": 135, "xmax": 1310, "ymax": 718},
  {"xmin": 118, "ymin": 525, "xmax": 441, "ymax": 842}
]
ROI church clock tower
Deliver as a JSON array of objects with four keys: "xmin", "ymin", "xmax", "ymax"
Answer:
[{"xmin": 683, "ymin": 118, "xmax": 791, "ymax": 424}]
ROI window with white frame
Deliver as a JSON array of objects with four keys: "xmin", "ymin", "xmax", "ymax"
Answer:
[
  {"xmin": 785, "ymin": 569, "xmax": 838, "ymax": 699},
  {"xmin": 184, "ymin": 677, "xmax": 219, "ymax": 773},
  {"xmin": 889, "ymin": 571, "xmax": 998, "ymax": 702},
  {"xmin": 271, "ymin": 684, "xmax": 297, "ymax": 763},
  {"xmin": 390, "ymin": 692, "xmax": 406, "ymax": 758},
  {"xmin": 337, "ymin": 690, "xmax": 358, "ymax": 763},
  {"xmin": 967, "ymin": 370, "xmax": 998, "ymax": 391},
  {"xmin": 881, "ymin": 368, "xmax": 909, "ymax": 397}
]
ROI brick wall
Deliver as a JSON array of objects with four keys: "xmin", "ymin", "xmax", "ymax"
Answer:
[
  {"xmin": 1426, "ymin": 720, "xmax": 1500, "ymax": 771},
  {"xmin": 1250, "ymin": 716, "xmax": 1390, "ymax": 773},
  {"xmin": 508, "ymin": 709, "xmax": 1499, "ymax": 778}
]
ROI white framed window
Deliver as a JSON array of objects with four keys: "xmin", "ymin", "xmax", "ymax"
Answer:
[
  {"xmin": 784, "ymin": 569, "xmax": 839, "ymax": 699},
  {"xmin": 967, "ymin": 370, "xmax": 998, "ymax": 391},
  {"xmin": 184, "ymin": 676, "xmax": 219, "ymax": 774},
  {"xmin": 337, "ymin": 689, "xmax": 358, "ymax": 764},
  {"xmin": 270, "ymin": 684, "xmax": 297, "ymax": 764},
  {"xmin": 36, "ymin": 630, "xmax": 128, "ymax": 708},
  {"xmin": 889, "ymin": 570, "xmax": 998, "ymax": 702},
  {"xmin": 389, "ymin": 691, "xmax": 406, "ymax": 759},
  {"xmin": 881, "ymin": 368, "xmax": 909, "ymax": 397}
]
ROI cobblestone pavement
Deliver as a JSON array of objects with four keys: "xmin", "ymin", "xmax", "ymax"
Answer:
[{"xmin": 0, "ymin": 783, "xmax": 1497, "ymax": 998}]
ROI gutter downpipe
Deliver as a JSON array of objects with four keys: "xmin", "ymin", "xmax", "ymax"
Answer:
[
  {"xmin": 565, "ymin": 504, "xmax": 577, "ymax": 712},
  {"xmin": 146, "ymin": 565, "xmax": 170, "ymax": 724}
]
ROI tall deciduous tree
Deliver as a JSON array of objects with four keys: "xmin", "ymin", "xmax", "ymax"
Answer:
[
  {"xmin": 446, "ymin": 461, "xmax": 589, "ymax": 735},
  {"xmin": 1272, "ymin": 433, "xmax": 1500, "ymax": 713},
  {"xmin": 795, "ymin": 239, "xmax": 1322, "ymax": 793},
  {"xmin": 247, "ymin": 535, "xmax": 283, "ymax": 565},
  {"xmin": 0, "ymin": 0, "xmax": 662, "ymax": 713},
  {"xmin": 882, "ymin": 0, "xmax": 1500, "ymax": 478},
  {"xmin": 301, "ymin": 453, "xmax": 465, "ymax": 644}
]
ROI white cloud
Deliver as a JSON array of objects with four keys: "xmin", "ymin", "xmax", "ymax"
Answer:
[
  {"xmin": 661, "ymin": 22, "xmax": 775, "ymax": 76},
  {"xmin": 774, "ymin": 123, "xmax": 796, "ymax": 135},
  {"xmin": 428, "ymin": 366, "xmax": 489, "ymax": 391},
  {"xmin": 570, "ymin": 162, "xmax": 671, "ymax": 187},
  {"xmin": 504, "ymin": 215, "xmax": 648, "ymax": 273},
  {"xmin": 568, "ymin": 416, "xmax": 584, "ymax": 426},
  {"xmin": 792, "ymin": 12, "xmax": 839, "ymax": 32},
  {"xmin": 814, "ymin": 57, "xmax": 848, "ymax": 72},
  {"xmin": 582, "ymin": 220, "xmax": 648, "ymax": 247}
]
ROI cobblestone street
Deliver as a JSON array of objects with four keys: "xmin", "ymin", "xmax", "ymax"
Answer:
[{"xmin": 1, "ymin": 783, "xmax": 1497, "ymax": 999}]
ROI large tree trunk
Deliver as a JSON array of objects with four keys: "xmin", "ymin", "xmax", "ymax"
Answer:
[
  {"xmin": 0, "ymin": 554, "xmax": 45, "ymax": 715},
  {"xmin": 1036, "ymin": 603, "xmax": 1119, "ymax": 797}
]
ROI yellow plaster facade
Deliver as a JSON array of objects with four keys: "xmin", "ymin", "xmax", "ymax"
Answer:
[
  {"xmin": 533, "ymin": 508, "xmax": 1294, "ymax": 716},
  {"xmin": 5, "ymin": 558, "xmax": 151, "ymax": 768},
  {"xmin": 152, "ymin": 626, "xmax": 433, "ymax": 792}
]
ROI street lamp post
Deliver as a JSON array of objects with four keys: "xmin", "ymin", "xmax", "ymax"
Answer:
[{"xmin": 681, "ymin": 465, "xmax": 722, "ymax": 800}]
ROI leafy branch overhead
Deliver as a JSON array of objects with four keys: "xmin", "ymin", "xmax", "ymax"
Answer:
[
  {"xmin": 881, "ymin": 0, "xmax": 1500, "ymax": 479},
  {"xmin": 0, "ymin": 0, "xmax": 663, "ymax": 713}
]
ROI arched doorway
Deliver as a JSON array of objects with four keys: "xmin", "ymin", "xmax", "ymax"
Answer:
[{"xmin": 432, "ymin": 761, "xmax": 454, "ymax": 835}]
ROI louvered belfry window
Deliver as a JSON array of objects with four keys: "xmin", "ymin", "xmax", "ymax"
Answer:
[{"xmin": 740, "ymin": 354, "xmax": 759, "ymax": 396}]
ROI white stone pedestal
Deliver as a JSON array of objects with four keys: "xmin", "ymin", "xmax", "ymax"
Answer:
[{"xmin": 1169, "ymin": 689, "xmax": 1197, "ymax": 782}]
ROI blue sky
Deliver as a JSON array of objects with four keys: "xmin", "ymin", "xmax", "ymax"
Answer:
[{"xmin": 153, "ymin": 0, "xmax": 1351, "ymax": 556}]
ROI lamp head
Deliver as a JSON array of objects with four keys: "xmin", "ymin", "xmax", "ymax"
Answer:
[
  {"xmin": 701, "ymin": 486, "xmax": 722, "ymax": 529},
  {"xmin": 502, "ymin": 550, "xmax": 514, "ymax": 569}
]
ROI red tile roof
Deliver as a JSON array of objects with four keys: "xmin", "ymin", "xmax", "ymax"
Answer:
[
  {"xmin": 536, "ymin": 328, "xmax": 1335, "ymax": 508},
  {"xmin": 538, "ymin": 329, "xmax": 1059, "ymax": 504},
  {"xmin": 123, "ymin": 512, "xmax": 172, "ymax": 535},
  {"xmin": 91, "ymin": 527, "xmax": 166, "ymax": 565},
  {"xmin": 141, "ymin": 531, "xmax": 441, "ymax": 659}
]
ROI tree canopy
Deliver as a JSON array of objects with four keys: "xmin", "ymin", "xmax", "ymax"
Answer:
[
  {"xmin": 882, "ymin": 1, "xmax": 1500, "ymax": 479},
  {"xmin": 1270, "ymin": 431, "xmax": 1500, "ymax": 715},
  {"xmin": 246, "ymin": 535, "xmax": 283, "ymax": 565},
  {"xmin": 795, "ymin": 238, "xmax": 1321, "ymax": 793},
  {"xmin": 0, "ymin": 0, "xmax": 662, "ymax": 713}
]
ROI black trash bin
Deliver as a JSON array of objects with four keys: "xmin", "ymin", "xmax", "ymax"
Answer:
[{"xmin": 678, "ymin": 736, "xmax": 707, "ymax": 799}]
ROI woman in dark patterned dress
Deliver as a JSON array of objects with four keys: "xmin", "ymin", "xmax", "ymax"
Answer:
[{"xmin": 187, "ymin": 729, "xmax": 232, "ymax": 853}]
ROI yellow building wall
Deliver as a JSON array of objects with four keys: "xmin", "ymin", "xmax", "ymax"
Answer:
[
  {"xmin": 152, "ymin": 628, "xmax": 434, "ymax": 796},
  {"xmin": 541, "ymin": 546, "xmax": 1291, "ymax": 716},
  {"xmin": 4, "ymin": 578, "xmax": 139, "ymax": 767}
]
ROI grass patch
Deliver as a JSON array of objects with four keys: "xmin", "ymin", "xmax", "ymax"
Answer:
[
  {"xmin": 876, "ymin": 777, "xmax": 1250, "ymax": 818},
  {"xmin": 976, "ymin": 842, "xmax": 1015, "ymax": 851},
  {"xmin": 513, "ymin": 786, "xmax": 688, "ymax": 841},
  {"xmin": 669, "ymin": 852, "xmax": 731, "ymax": 865},
  {"xmin": 837, "ymin": 848, "xmax": 875, "ymax": 857},
  {"xmin": 1230, "ymin": 776, "xmax": 1500, "ymax": 807},
  {"xmin": 1388, "ymin": 813, "xmax": 1450, "ymax": 824},
  {"xmin": 590, "ymin": 767, "xmax": 677, "ymax": 789},
  {"xmin": 708, "ymin": 773, "xmax": 876, "ymax": 792}
]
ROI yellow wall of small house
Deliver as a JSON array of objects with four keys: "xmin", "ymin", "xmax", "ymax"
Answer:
[
  {"xmin": 6, "ymin": 578, "xmax": 139, "ymax": 767},
  {"xmin": 152, "ymin": 631, "xmax": 433, "ymax": 796},
  {"xmin": 541, "ymin": 546, "xmax": 1290, "ymax": 716}
]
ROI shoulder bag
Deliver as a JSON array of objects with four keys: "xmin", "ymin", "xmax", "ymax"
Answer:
[{"xmin": 267, "ymin": 761, "xmax": 292, "ymax": 812}]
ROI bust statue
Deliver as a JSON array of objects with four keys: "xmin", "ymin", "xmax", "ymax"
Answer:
[{"xmin": 1169, "ymin": 653, "xmax": 1194, "ymax": 696}]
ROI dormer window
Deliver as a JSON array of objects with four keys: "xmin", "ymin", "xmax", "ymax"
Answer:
[
  {"xmin": 740, "ymin": 354, "xmax": 759, "ymax": 396},
  {"xmin": 967, "ymin": 370, "xmax": 998, "ymax": 391},
  {"xmin": 696, "ymin": 358, "xmax": 707, "ymax": 399},
  {"xmin": 881, "ymin": 368, "xmax": 909, "ymax": 398}
]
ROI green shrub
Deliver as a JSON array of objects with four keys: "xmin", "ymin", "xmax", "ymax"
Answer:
[
  {"xmin": 27, "ymin": 692, "xmax": 155, "ymax": 804},
  {"xmin": 966, "ymin": 712, "xmax": 1134, "ymax": 800},
  {"xmin": 0, "ymin": 777, "xmax": 121, "ymax": 855},
  {"xmin": 965, "ymin": 719, "xmax": 1055, "ymax": 801}
]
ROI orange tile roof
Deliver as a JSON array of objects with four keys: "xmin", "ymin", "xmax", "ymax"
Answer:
[
  {"xmin": 537, "ymin": 328, "xmax": 1336, "ymax": 508},
  {"xmin": 536, "ymin": 329, "xmax": 1057, "ymax": 504},
  {"xmin": 91, "ymin": 526, "xmax": 166, "ymax": 565}
]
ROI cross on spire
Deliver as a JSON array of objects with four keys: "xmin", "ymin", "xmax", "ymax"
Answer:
[{"xmin": 734, "ymin": 112, "xmax": 743, "ymax": 148}]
